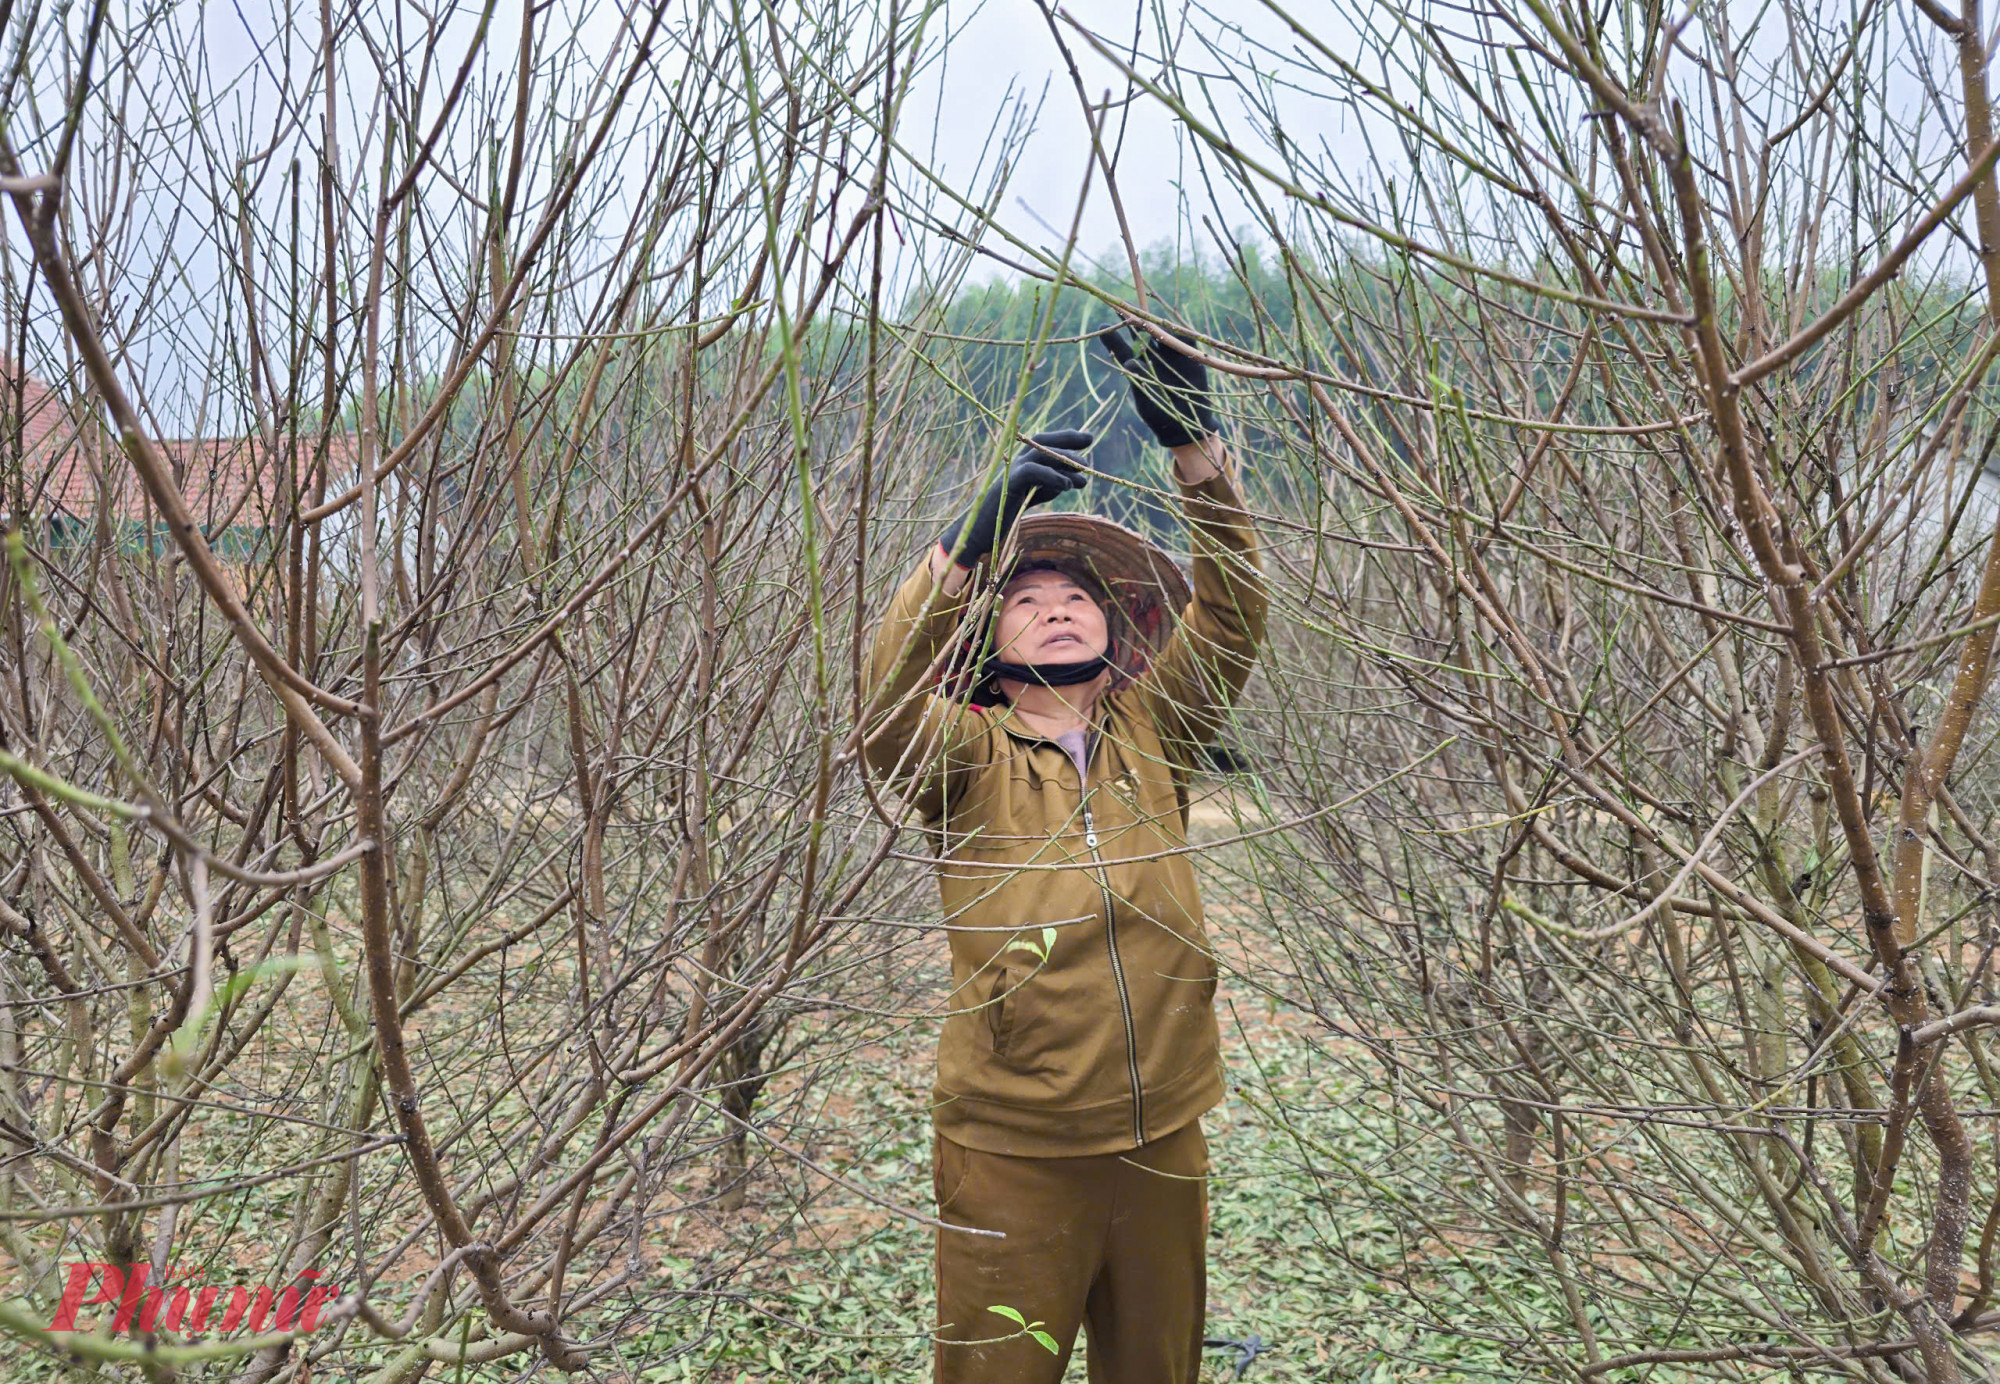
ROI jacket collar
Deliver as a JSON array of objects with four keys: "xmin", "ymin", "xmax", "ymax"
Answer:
[{"xmin": 988, "ymin": 697, "xmax": 1118, "ymax": 749}]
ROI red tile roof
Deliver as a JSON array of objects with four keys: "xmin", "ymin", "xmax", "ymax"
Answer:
[{"xmin": 3, "ymin": 363, "xmax": 348, "ymax": 532}]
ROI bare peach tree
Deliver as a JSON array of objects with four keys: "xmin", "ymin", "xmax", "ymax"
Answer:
[
  {"xmin": 0, "ymin": 0, "xmax": 1060, "ymax": 1375},
  {"xmin": 1023, "ymin": 0, "xmax": 2000, "ymax": 1379}
]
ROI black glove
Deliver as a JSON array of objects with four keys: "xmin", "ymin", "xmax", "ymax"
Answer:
[
  {"xmin": 1100, "ymin": 324, "xmax": 1220, "ymax": 449},
  {"xmin": 937, "ymin": 429, "xmax": 1093, "ymax": 570}
]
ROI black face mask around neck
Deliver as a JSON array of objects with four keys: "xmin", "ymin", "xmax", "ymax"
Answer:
[{"xmin": 980, "ymin": 655, "xmax": 1112, "ymax": 689}]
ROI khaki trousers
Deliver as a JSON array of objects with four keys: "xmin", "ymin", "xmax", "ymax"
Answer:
[{"xmin": 932, "ymin": 1120, "xmax": 1208, "ymax": 1384}]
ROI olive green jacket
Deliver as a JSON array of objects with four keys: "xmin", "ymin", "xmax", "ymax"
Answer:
[{"xmin": 863, "ymin": 470, "xmax": 1266, "ymax": 1156}]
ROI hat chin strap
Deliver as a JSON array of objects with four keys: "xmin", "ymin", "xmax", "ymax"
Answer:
[{"xmin": 981, "ymin": 655, "xmax": 1112, "ymax": 689}]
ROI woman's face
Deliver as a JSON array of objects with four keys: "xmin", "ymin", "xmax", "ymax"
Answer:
[{"xmin": 993, "ymin": 570, "xmax": 1109, "ymax": 664}]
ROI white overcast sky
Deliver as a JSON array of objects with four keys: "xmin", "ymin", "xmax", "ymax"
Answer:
[
  {"xmin": 920, "ymin": 0, "xmax": 1242, "ymax": 272},
  {"xmin": 9, "ymin": 0, "xmax": 1968, "ymax": 424},
  {"xmin": 8, "ymin": 0, "xmax": 1349, "ymax": 422},
  {"xmin": 909, "ymin": 0, "xmax": 1357, "ymax": 280}
]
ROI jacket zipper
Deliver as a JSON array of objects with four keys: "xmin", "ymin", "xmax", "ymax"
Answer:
[{"xmin": 1080, "ymin": 733, "xmax": 1145, "ymax": 1145}]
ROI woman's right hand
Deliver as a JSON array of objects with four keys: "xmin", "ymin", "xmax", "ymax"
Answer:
[{"xmin": 935, "ymin": 430, "xmax": 1094, "ymax": 573}]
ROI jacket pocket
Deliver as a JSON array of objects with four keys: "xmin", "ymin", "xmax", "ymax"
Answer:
[{"xmin": 986, "ymin": 964, "xmax": 1016, "ymax": 1056}]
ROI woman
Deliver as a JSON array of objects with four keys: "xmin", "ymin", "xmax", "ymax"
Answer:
[{"xmin": 863, "ymin": 325, "xmax": 1267, "ymax": 1384}]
